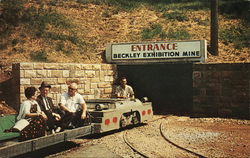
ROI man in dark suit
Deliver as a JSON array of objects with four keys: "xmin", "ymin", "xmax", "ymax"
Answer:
[{"xmin": 37, "ymin": 81, "xmax": 61, "ymax": 133}]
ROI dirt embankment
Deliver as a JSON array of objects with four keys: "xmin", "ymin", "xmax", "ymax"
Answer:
[{"xmin": 0, "ymin": 1, "xmax": 249, "ymax": 66}]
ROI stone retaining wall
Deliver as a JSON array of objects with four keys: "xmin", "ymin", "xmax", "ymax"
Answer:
[
  {"xmin": 11, "ymin": 63, "xmax": 117, "ymax": 110},
  {"xmin": 193, "ymin": 63, "xmax": 250, "ymax": 119}
]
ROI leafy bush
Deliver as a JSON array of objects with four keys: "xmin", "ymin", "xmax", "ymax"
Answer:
[
  {"xmin": 0, "ymin": 0, "xmax": 26, "ymax": 26},
  {"xmin": 163, "ymin": 11, "xmax": 189, "ymax": 22},
  {"xmin": 220, "ymin": 0, "xmax": 249, "ymax": 23},
  {"xmin": 141, "ymin": 23, "xmax": 164, "ymax": 40},
  {"xmin": 30, "ymin": 50, "xmax": 48, "ymax": 62},
  {"xmin": 220, "ymin": 26, "xmax": 250, "ymax": 49},
  {"xmin": 167, "ymin": 29, "xmax": 191, "ymax": 40}
]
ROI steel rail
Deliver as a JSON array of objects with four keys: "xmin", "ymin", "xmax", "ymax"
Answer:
[
  {"xmin": 122, "ymin": 130, "xmax": 149, "ymax": 158},
  {"xmin": 160, "ymin": 122, "xmax": 207, "ymax": 158}
]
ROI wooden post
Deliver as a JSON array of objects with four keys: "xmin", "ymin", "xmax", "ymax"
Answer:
[{"xmin": 211, "ymin": 0, "xmax": 219, "ymax": 56}]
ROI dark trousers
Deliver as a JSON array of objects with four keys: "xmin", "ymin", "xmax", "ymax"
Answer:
[
  {"xmin": 59, "ymin": 110, "xmax": 83, "ymax": 129},
  {"xmin": 45, "ymin": 110, "xmax": 58, "ymax": 130}
]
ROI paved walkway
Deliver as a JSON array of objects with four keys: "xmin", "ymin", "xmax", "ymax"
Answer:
[{"xmin": 51, "ymin": 144, "xmax": 122, "ymax": 158}]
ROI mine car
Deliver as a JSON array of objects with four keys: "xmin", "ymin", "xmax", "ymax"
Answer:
[
  {"xmin": 0, "ymin": 97, "xmax": 153, "ymax": 157},
  {"xmin": 87, "ymin": 98, "xmax": 153, "ymax": 133}
]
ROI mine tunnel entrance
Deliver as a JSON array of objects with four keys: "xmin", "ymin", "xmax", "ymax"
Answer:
[{"xmin": 117, "ymin": 63, "xmax": 193, "ymax": 115}]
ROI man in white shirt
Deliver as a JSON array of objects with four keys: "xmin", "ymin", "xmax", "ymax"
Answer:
[
  {"xmin": 59, "ymin": 83, "xmax": 87, "ymax": 129},
  {"xmin": 115, "ymin": 77, "xmax": 135, "ymax": 99}
]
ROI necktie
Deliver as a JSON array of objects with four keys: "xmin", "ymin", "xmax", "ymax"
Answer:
[{"xmin": 45, "ymin": 97, "xmax": 50, "ymax": 110}]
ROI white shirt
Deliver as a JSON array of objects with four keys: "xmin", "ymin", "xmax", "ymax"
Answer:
[
  {"xmin": 17, "ymin": 100, "xmax": 41, "ymax": 120},
  {"xmin": 59, "ymin": 92, "xmax": 85, "ymax": 112},
  {"xmin": 115, "ymin": 85, "xmax": 134, "ymax": 98}
]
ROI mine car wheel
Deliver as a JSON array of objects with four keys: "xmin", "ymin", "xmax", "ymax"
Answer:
[
  {"xmin": 132, "ymin": 112, "xmax": 140, "ymax": 125},
  {"xmin": 120, "ymin": 118, "xmax": 126, "ymax": 128}
]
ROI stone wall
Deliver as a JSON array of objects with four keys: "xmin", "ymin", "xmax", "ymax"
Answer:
[
  {"xmin": 12, "ymin": 63, "xmax": 117, "ymax": 110},
  {"xmin": 193, "ymin": 63, "xmax": 250, "ymax": 119}
]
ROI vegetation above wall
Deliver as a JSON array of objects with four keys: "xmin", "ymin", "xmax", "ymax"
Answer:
[{"xmin": 0, "ymin": 0, "xmax": 249, "ymax": 66}]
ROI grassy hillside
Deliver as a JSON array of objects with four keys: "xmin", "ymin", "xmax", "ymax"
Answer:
[{"xmin": 0, "ymin": 0, "xmax": 249, "ymax": 66}]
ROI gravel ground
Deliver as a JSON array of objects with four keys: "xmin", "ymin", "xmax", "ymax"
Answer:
[{"xmin": 49, "ymin": 115, "xmax": 250, "ymax": 158}]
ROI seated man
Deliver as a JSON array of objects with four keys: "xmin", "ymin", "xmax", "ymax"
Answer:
[
  {"xmin": 37, "ymin": 82, "xmax": 61, "ymax": 134},
  {"xmin": 115, "ymin": 77, "xmax": 135, "ymax": 99},
  {"xmin": 59, "ymin": 83, "xmax": 87, "ymax": 129}
]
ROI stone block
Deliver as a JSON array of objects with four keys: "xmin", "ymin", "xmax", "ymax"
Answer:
[
  {"xmin": 61, "ymin": 85, "xmax": 68, "ymax": 92},
  {"xmin": 98, "ymin": 82, "xmax": 110, "ymax": 88},
  {"xmin": 51, "ymin": 85, "xmax": 61, "ymax": 93},
  {"xmin": 75, "ymin": 70, "xmax": 85, "ymax": 77},
  {"xmin": 104, "ymin": 76, "xmax": 114, "ymax": 82},
  {"xmin": 33, "ymin": 63, "xmax": 44, "ymax": 69},
  {"xmin": 20, "ymin": 70, "xmax": 25, "ymax": 78},
  {"xmin": 69, "ymin": 64, "xmax": 81, "ymax": 70},
  {"xmin": 36, "ymin": 70, "xmax": 47, "ymax": 78},
  {"xmin": 91, "ymin": 78, "xmax": 100, "ymax": 83},
  {"xmin": 86, "ymin": 95, "xmax": 95, "ymax": 99},
  {"xmin": 20, "ymin": 63, "xmax": 33, "ymax": 70},
  {"xmin": 82, "ymin": 64, "xmax": 92, "ymax": 70},
  {"xmin": 69, "ymin": 70, "xmax": 76, "ymax": 78},
  {"xmin": 20, "ymin": 78, "xmax": 30, "ymax": 85},
  {"xmin": 58, "ymin": 78, "xmax": 67, "ymax": 84},
  {"xmin": 43, "ymin": 78, "xmax": 57, "ymax": 84},
  {"xmin": 50, "ymin": 70, "xmax": 63, "ymax": 78},
  {"xmin": 30, "ymin": 78, "xmax": 42, "ymax": 85},
  {"xmin": 92, "ymin": 64, "xmax": 101, "ymax": 70},
  {"xmin": 91, "ymin": 83, "xmax": 98, "ymax": 89},
  {"xmin": 85, "ymin": 70, "xmax": 96, "ymax": 78},
  {"xmin": 44, "ymin": 63, "xmax": 59, "ymax": 69},
  {"xmin": 85, "ymin": 83, "xmax": 91, "ymax": 90},
  {"xmin": 106, "ymin": 70, "xmax": 115, "ymax": 76},
  {"xmin": 25, "ymin": 70, "xmax": 37, "ymax": 78},
  {"xmin": 101, "ymin": 64, "xmax": 113, "ymax": 70},
  {"xmin": 104, "ymin": 88, "xmax": 112, "ymax": 94},
  {"xmin": 62, "ymin": 70, "xmax": 70, "ymax": 77}
]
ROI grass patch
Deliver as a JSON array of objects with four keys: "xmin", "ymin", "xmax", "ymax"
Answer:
[
  {"xmin": 30, "ymin": 50, "xmax": 48, "ymax": 62},
  {"xmin": 77, "ymin": 0, "xmax": 142, "ymax": 11},
  {"xmin": 163, "ymin": 11, "xmax": 189, "ymax": 22},
  {"xmin": 220, "ymin": 26, "xmax": 250, "ymax": 49},
  {"xmin": 141, "ymin": 24, "xmax": 191, "ymax": 40},
  {"xmin": 141, "ymin": 23, "xmax": 164, "ymax": 40},
  {"xmin": 167, "ymin": 28, "xmax": 191, "ymax": 40}
]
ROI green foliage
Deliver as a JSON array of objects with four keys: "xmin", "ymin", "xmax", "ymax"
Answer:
[
  {"xmin": 163, "ymin": 11, "xmax": 189, "ymax": 22},
  {"xmin": 141, "ymin": 23, "xmax": 164, "ymax": 40},
  {"xmin": 141, "ymin": 24, "xmax": 191, "ymax": 40},
  {"xmin": 167, "ymin": 29, "xmax": 191, "ymax": 40},
  {"xmin": 220, "ymin": 26, "xmax": 250, "ymax": 49},
  {"xmin": 55, "ymin": 42, "xmax": 73, "ymax": 55},
  {"xmin": 30, "ymin": 50, "xmax": 48, "ymax": 62},
  {"xmin": 25, "ymin": 7, "xmax": 72, "ymax": 36},
  {"xmin": 219, "ymin": 0, "xmax": 250, "ymax": 23},
  {"xmin": 77, "ymin": 0, "xmax": 142, "ymax": 11},
  {"xmin": 1, "ymin": 0, "xmax": 27, "ymax": 26}
]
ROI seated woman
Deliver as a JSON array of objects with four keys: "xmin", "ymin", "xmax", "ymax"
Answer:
[{"xmin": 6, "ymin": 87, "xmax": 47, "ymax": 141}]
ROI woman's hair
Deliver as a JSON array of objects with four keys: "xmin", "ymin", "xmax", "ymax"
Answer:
[{"xmin": 24, "ymin": 87, "xmax": 37, "ymax": 99}]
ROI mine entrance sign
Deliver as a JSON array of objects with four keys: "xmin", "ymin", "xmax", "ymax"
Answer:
[{"xmin": 106, "ymin": 40, "xmax": 207, "ymax": 64}]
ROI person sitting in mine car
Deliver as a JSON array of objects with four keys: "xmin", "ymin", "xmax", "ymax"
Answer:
[
  {"xmin": 5, "ymin": 87, "xmax": 47, "ymax": 141},
  {"xmin": 58, "ymin": 83, "xmax": 88, "ymax": 129},
  {"xmin": 115, "ymin": 77, "xmax": 135, "ymax": 99},
  {"xmin": 36, "ymin": 81, "xmax": 62, "ymax": 134}
]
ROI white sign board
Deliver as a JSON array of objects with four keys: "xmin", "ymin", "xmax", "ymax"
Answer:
[{"xmin": 106, "ymin": 40, "xmax": 207, "ymax": 64}]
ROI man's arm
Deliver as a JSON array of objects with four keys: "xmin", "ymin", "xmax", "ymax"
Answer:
[{"xmin": 81, "ymin": 103, "xmax": 87, "ymax": 119}]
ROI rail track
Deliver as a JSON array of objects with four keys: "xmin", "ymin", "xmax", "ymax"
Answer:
[{"xmin": 122, "ymin": 119, "xmax": 207, "ymax": 158}]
